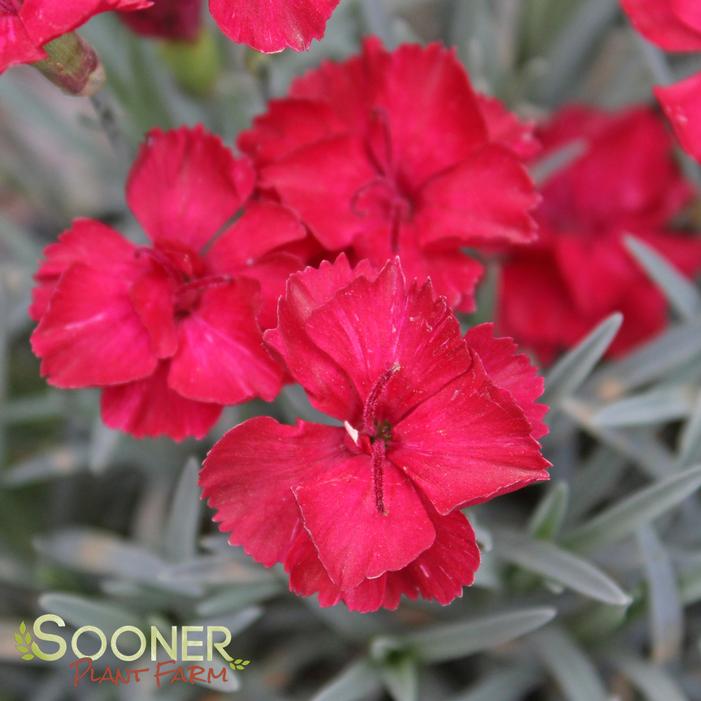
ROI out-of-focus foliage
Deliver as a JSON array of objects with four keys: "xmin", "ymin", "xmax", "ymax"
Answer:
[{"xmin": 1, "ymin": 1, "xmax": 701, "ymax": 699}]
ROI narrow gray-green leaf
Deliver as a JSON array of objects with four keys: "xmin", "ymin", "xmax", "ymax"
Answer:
[
  {"xmin": 592, "ymin": 386, "xmax": 694, "ymax": 428},
  {"xmin": 89, "ymin": 419, "xmax": 120, "ymax": 474},
  {"xmin": 589, "ymin": 318, "xmax": 701, "ymax": 398},
  {"xmin": 311, "ymin": 660, "xmax": 382, "ymax": 701},
  {"xmin": 563, "ymin": 465, "xmax": 701, "ymax": 552},
  {"xmin": 612, "ymin": 654, "xmax": 688, "ymax": 701},
  {"xmin": 678, "ymin": 393, "xmax": 701, "ymax": 468},
  {"xmin": 568, "ymin": 447, "xmax": 626, "ymax": 522},
  {"xmin": 160, "ymin": 554, "xmax": 275, "ymax": 586},
  {"xmin": 34, "ymin": 529, "xmax": 164, "ymax": 581},
  {"xmin": 533, "ymin": 626, "xmax": 607, "ymax": 701},
  {"xmin": 563, "ymin": 398, "xmax": 674, "ymax": 479},
  {"xmin": 529, "ymin": 482, "xmax": 569, "ymax": 539},
  {"xmin": 360, "ymin": 0, "xmax": 395, "ymax": 47},
  {"xmin": 3, "ymin": 392, "xmax": 66, "ymax": 424},
  {"xmin": 681, "ymin": 562, "xmax": 701, "ymax": 605},
  {"xmin": 39, "ymin": 593, "xmax": 141, "ymax": 634},
  {"xmin": 402, "ymin": 608, "xmax": 556, "ymax": 663},
  {"xmin": 163, "ymin": 458, "xmax": 201, "ymax": 562},
  {"xmin": 543, "ymin": 313, "xmax": 622, "ymax": 405},
  {"xmin": 188, "ymin": 608, "xmax": 263, "ymax": 640},
  {"xmin": 2, "ymin": 447, "xmax": 88, "ymax": 487},
  {"xmin": 195, "ymin": 581, "xmax": 284, "ymax": 617},
  {"xmin": 380, "ymin": 656, "xmax": 418, "ymax": 701},
  {"xmin": 637, "ymin": 526, "xmax": 683, "ymax": 664},
  {"xmin": 570, "ymin": 602, "xmax": 629, "ymax": 642},
  {"xmin": 531, "ymin": 141, "xmax": 585, "ymax": 185},
  {"xmin": 537, "ymin": 0, "xmax": 620, "ymax": 103},
  {"xmin": 494, "ymin": 529, "xmax": 631, "ymax": 605},
  {"xmin": 626, "ymin": 235, "xmax": 701, "ymax": 321},
  {"xmin": 449, "ymin": 665, "xmax": 541, "ymax": 701}
]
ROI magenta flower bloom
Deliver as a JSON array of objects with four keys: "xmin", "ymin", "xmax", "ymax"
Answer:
[
  {"xmin": 31, "ymin": 126, "xmax": 306, "ymax": 440},
  {"xmin": 201, "ymin": 256, "xmax": 550, "ymax": 612},
  {"xmin": 238, "ymin": 38, "xmax": 539, "ymax": 313}
]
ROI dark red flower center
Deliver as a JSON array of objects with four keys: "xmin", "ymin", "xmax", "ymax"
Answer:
[
  {"xmin": 346, "ymin": 363, "xmax": 401, "ymax": 515},
  {"xmin": 137, "ymin": 244, "xmax": 230, "ymax": 318},
  {"xmin": 352, "ymin": 110, "xmax": 415, "ymax": 251}
]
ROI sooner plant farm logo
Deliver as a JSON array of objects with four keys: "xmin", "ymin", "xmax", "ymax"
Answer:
[{"xmin": 14, "ymin": 615, "xmax": 250, "ymax": 688}]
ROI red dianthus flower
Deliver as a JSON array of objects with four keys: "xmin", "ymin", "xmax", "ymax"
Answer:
[
  {"xmin": 31, "ymin": 126, "xmax": 306, "ymax": 440},
  {"xmin": 498, "ymin": 105, "xmax": 701, "ymax": 362},
  {"xmin": 238, "ymin": 38, "xmax": 540, "ymax": 313},
  {"xmin": 621, "ymin": 0, "xmax": 701, "ymax": 161},
  {"xmin": 0, "ymin": 0, "xmax": 151, "ymax": 73},
  {"xmin": 201, "ymin": 256, "xmax": 550, "ymax": 612}
]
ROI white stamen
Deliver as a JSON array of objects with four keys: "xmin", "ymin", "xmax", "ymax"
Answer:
[{"xmin": 344, "ymin": 421, "xmax": 360, "ymax": 445}]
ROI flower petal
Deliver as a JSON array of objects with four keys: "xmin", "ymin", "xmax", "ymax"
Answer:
[
  {"xmin": 208, "ymin": 0, "xmax": 340, "ymax": 53},
  {"xmin": 207, "ymin": 201, "xmax": 307, "ymax": 272},
  {"xmin": 259, "ymin": 134, "xmax": 376, "ymax": 250},
  {"xmin": 672, "ymin": 0, "xmax": 701, "ymax": 33},
  {"xmin": 169, "ymin": 279, "xmax": 284, "ymax": 405},
  {"xmin": 31, "ymin": 263, "xmax": 157, "ymax": 387},
  {"xmin": 303, "ymin": 259, "xmax": 473, "ymax": 426},
  {"xmin": 238, "ymin": 253, "xmax": 306, "ymax": 331},
  {"xmin": 635, "ymin": 230, "xmax": 701, "ymax": 278},
  {"xmin": 465, "ymin": 323, "xmax": 548, "ymax": 439},
  {"xmin": 290, "ymin": 37, "xmax": 388, "ymax": 130},
  {"xmin": 656, "ymin": 73, "xmax": 701, "ymax": 163},
  {"xmin": 294, "ymin": 454, "xmax": 435, "ymax": 589},
  {"xmin": 352, "ymin": 223, "xmax": 484, "ymax": 313},
  {"xmin": 374, "ymin": 42, "xmax": 487, "ymax": 189},
  {"xmin": 129, "ymin": 268, "xmax": 178, "ymax": 359},
  {"xmin": 0, "ymin": 12, "xmax": 45, "ymax": 73},
  {"xmin": 19, "ymin": 0, "xmax": 152, "ymax": 48},
  {"xmin": 392, "ymin": 354, "xmax": 550, "ymax": 515},
  {"xmin": 417, "ymin": 144, "xmax": 539, "ymax": 248},
  {"xmin": 539, "ymin": 106, "xmax": 692, "ymax": 231},
  {"xmin": 621, "ymin": 0, "xmax": 701, "ymax": 51},
  {"xmin": 201, "ymin": 417, "xmax": 347, "ymax": 566},
  {"xmin": 478, "ymin": 93, "xmax": 541, "ymax": 159},
  {"xmin": 285, "ymin": 530, "xmax": 344, "ymax": 608},
  {"xmin": 238, "ymin": 98, "xmax": 348, "ymax": 167},
  {"xmin": 206, "ymin": 201, "xmax": 308, "ymax": 329},
  {"xmin": 264, "ymin": 254, "xmax": 368, "ymax": 421},
  {"xmin": 286, "ymin": 506, "xmax": 479, "ymax": 612},
  {"xmin": 101, "ymin": 360, "xmax": 221, "ymax": 440},
  {"xmin": 30, "ymin": 219, "xmax": 139, "ymax": 321},
  {"xmin": 377, "ymin": 509, "xmax": 479, "ymax": 609},
  {"xmin": 497, "ymin": 252, "xmax": 585, "ymax": 364},
  {"xmin": 126, "ymin": 125, "xmax": 254, "ymax": 250}
]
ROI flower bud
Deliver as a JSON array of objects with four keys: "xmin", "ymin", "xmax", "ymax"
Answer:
[{"xmin": 33, "ymin": 32, "xmax": 104, "ymax": 97}]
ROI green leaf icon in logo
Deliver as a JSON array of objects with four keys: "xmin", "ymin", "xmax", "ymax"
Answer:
[
  {"xmin": 15, "ymin": 622, "xmax": 34, "ymax": 661},
  {"xmin": 229, "ymin": 658, "xmax": 251, "ymax": 671}
]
